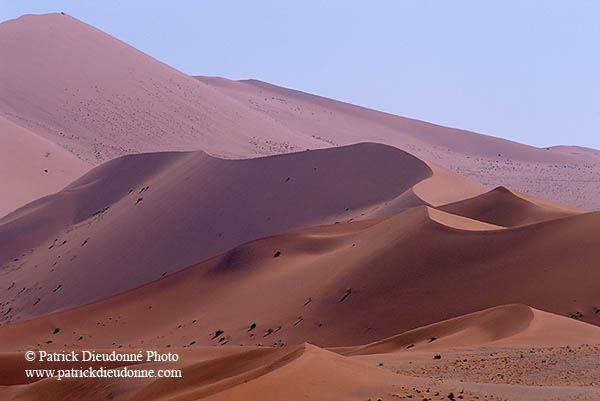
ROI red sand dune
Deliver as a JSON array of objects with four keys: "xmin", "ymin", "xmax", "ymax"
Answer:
[
  {"xmin": 1, "ymin": 12, "xmax": 600, "ymax": 401},
  {"xmin": 341, "ymin": 304, "xmax": 600, "ymax": 356},
  {"xmin": 1, "ymin": 200, "xmax": 598, "ymax": 350},
  {"xmin": 1, "ymin": 143, "xmax": 485, "ymax": 321},
  {"xmin": 438, "ymin": 185, "xmax": 584, "ymax": 227},
  {"xmin": 1, "ymin": 305, "xmax": 598, "ymax": 401},
  {"xmin": 1, "ymin": 13, "xmax": 598, "ymax": 216}
]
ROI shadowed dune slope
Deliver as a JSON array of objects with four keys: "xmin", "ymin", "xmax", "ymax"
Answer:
[
  {"xmin": 437, "ymin": 186, "xmax": 585, "ymax": 227},
  {"xmin": 1, "ymin": 203, "xmax": 599, "ymax": 350},
  {"xmin": 0, "ymin": 115, "xmax": 89, "ymax": 217},
  {"xmin": 0, "ymin": 143, "xmax": 486, "ymax": 322}
]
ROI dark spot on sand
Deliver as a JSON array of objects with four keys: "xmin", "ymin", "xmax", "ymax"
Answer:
[{"xmin": 339, "ymin": 288, "xmax": 352, "ymax": 303}]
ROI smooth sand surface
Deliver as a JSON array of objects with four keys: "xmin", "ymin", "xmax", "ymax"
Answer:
[
  {"xmin": 0, "ymin": 115, "xmax": 89, "ymax": 217},
  {"xmin": 438, "ymin": 185, "xmax": 584, "ymax": 227},
  {"xmin": 197, "ymin": 76, "xmax": 600, "ymax": 209},
  {"xmin": 2, "ymin": 201, "xmax": 598, "ymax": 350},
  {"xmin": 0, "ymin": 13, "xmax": 320, "ymax": 166},
  {"xmin": 0, "ymin": 13, "xmax": 598, "ymax": 217},
  {"xmin": 2, "ymin": 12, "xmax": 600, "ymax": 401},
  {"xmin": 1, "ymin": 143, "xmax": 487, "ymax": 321},
  {"xmin": 340, "ymin": 304, "xmax": 600, "ymax": 355},
  {"xmin": 1, "ymin": 305, "xmax": 598, "ymax": 401}
]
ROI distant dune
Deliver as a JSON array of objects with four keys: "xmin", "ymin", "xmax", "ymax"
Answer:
[
  {"xmin": 0, "ymin": 116, "xmax": 89, "ymax": 217},
  {"xmin": 0, "ymin": 13, "xmax": 320, "ymax": 167},
  {"xmin": 197, "ymin": 77, "xmax": 600, "ymax": 209},
  {"xmin": 0, "ymin": 13, "xmax": 598, "ymax": 216}
]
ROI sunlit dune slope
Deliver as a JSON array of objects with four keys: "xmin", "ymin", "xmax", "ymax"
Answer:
[
  {"xmin": 1, "ymin": 202, "xmax": 599, "ymax": 349},
  {"xmin": 438, "ymin": 186, "xmax": 584, "ymax": 227}
]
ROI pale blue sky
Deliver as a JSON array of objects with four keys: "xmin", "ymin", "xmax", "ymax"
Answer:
[{"xmin": 2, "ymin": 1, "xmax": 599, "ymax": 149}]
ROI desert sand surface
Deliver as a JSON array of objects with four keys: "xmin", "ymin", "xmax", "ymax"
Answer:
[
  {"xmin": 1, "ymin": 143, "xmax": 488, "ymax": 321},
  {"xmin": 1, "ymin": 195, "xmax": 596, "ymax": 350},
  {"xmin": 197, "ymin": 76, "xmax": 600, "ymax": 209},
  {"xmin": 1, "ymin": 305, "xmax": 598, "ymax": 401},
  {"xmin": 0, "ymin": 115, "xmax": 89, "ymax": 217},
  {"xmin": 1, "ymin": 13, "xmax": 598, "ymax": 217},
  {"xmin": 0, "ymin": 13, "xmax": 320, "ymax": 167},
  {"xmin": 437, "ymin": 185, "xmax": 584, "ymax": 227},
  {"xmin": 2, "ymin": 10, "xmax": 600, "ymax": 401}
]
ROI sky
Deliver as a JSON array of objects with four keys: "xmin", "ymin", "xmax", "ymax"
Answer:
[{"xmin": 2, "ymin": 1, "xmax": 599, "ymax": 149}]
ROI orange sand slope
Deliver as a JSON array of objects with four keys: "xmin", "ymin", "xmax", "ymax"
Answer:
[
  {"xmin": 1, "ymin": 199, "xmax": 597, "ymax": 350},
  {"xmin": 0, "ymin": 115, "xmax": 89, "ymax": 217},
  {"xmin": 198, "ymin": 77, "xmax": 600, "ymax": 209},
  {"xmin": 341, "ymin": 304, "xmax": 600, "ymax": 356},
  {"xmin": 1, "ymin": 305, "xmax": 599, "ymax": 401},
  {"xmin": 438, "ymin": 185, "xmax": 584, "ymax": 227},
  {"xmin": 1, "ymin": 143, "xmax": 485, "ymax": 321}
]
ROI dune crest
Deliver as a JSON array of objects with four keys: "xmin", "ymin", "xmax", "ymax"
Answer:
[
  {"xmin": 1, "ymin": 202, "xmax": 599, "ymax": 350},
  {"xmin": 198, "ymin": 76, "xmax": 600, "ymax": 210},
  {"xmin": 342, "ymin": 304, "xmax": 600, "ymax": 356},
  {"xmin": 2, "ymin": 143, "xmax": 491, "ymax": 321},
  {"xmin": 0, "ymin": 13, "xmax": 320, "ymax": 165},
  {"xmin": 438, "ymin": 186, "xmax": 585, "ymax": 227}
]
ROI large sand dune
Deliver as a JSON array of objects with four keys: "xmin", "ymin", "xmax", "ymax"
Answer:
[
  {"xmin": 1, "ymin": 11, "xmax": 599, "ymax": 401},
  {"xmin": 0, "ymin": 116, "xmax": 89, "ymax": 217},
  {"xmin": 1, "ymin": 143, "xmax": 485, "ymax": 321},
  {"xmin": 1, "ymin": 195, "xmax": 595, "ymax": 350},
  {"xmin": 198, "ymin": 77, "xmax": 600, "ymax": 209},
  {"xmin": 0, "ymin": 13, "xmax": 598, "ymax": 217},
  {"xmin": 0, "ymin": 13, "xmax": 320, "ymax": 167}
]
